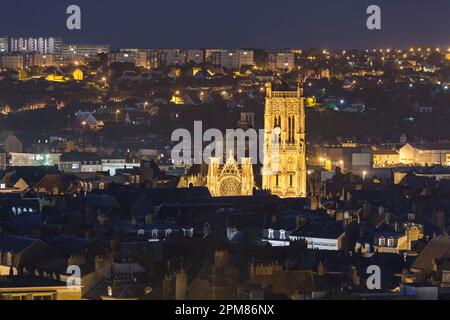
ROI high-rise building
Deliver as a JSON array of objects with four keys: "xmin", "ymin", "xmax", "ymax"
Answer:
[
  {"xmin": 218, "ymin": 50, "xmax": 240, "ymax": 69},
  {"xmin": 110, "ymin": 49, "xmax": 148, "ymax": 67},
  {"xmin": 262, "ymin": 82, "xmax": 307, "ymax": 197},
  {"xmin": 9, "ymin": 37, "xmax": 62, "ymax": 56},
  {"xmin": 149, "ymin": 49, "xmax": 187, "ymax": 67},
  {"xmin": 238, "ymin": 50, "xmax": 254, "ymax": 67},
  {"xmin": 205, "ymin": 49, "xmax": 254, "ymax": 69},
  {"xmin": 0, "ymin": 36, "xmax": 8, "ymax": 53},
  {"xmin": 268, "ymin": 52, "xmax": 295, "ymax": 71},
  {"xmin": 187, "ymin": 49, "xmax": 204, "ymax": 65},
  {"xmin": 0, "ymin": 54, "xmax": 24, "ymax": 70},
  {"xmin": 62, "ymin": 44, "xmax": 110, "ymax": 63},
  {"xmin": 25, "ymin": 54, "xmax": 54, "ymax": 67}
]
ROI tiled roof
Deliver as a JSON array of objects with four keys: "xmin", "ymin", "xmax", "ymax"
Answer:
[
  {"xmin": 411, "ymin": 235, "xmax": 450, "ymax": 272},
  {"xmin": 0, "ymin": 235, "xmax": 38, "ymax": 252},
  {"xmin": 0, "ymin": 275, "xmax": 66, "ymax": 288}
]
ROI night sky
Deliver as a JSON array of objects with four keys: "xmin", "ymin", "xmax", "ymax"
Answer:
[{"xmin": 1, "ymin": 0, "xmax": 449, "ymax": 49}]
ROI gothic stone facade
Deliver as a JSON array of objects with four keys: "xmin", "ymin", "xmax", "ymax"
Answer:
[
  {"xmin": 262, "ymin": 82, "xmax": 307, "ymax": 197},
  {"xmin": 207, "ymin": 154, "xmax": 254, "ymax": 197}
]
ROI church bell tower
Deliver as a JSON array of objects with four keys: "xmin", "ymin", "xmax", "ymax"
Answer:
[{"xmin": 262, "ymin": 82, "xmax": 307, "ymax": 197}]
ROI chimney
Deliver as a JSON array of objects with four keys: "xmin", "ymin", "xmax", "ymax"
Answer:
[
  {"xmin": 68, "ymin": 254, "xmax": 86, "ymax": 267},
  {"xmin": 214, "ymin": 249, "xmax": 229, "ymax": 269},
  {"xmin": 271, "ymin": 213, "xmax": 277, "ymax": 224},
  {"xmin": 317, "ymin": 262, "xmax": 326, "ymax": 276},
  {"xmin": 175, "ymin": 269, "xmax": 187, "ymax": 300},
  {"xmin": 248, "ymin": 263, "xmax": 256, "ymax": 281},
  {"xmin": 110, "ymin": 238, "xmax": 121, "ymax": 259},
  {"xmin": 163, "ymin": 275, "xmax": 174, "ymax": 299},
  {"xmin": 363, "ymin": 202, "xmax": 371, "ymax": 218},
  {"xmin": 95, "ymin": 255, "xmax": 110, "ymax": 273},
  {"xmin": 145, "ymin": 213, "xmax": 153, "ymax": 225}
]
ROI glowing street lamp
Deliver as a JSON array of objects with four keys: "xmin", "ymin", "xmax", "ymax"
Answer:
[
  {"xmin": 362, "ymin": 170, "xmax": 367, "ymax": 180},
  {"xmin": 115, "ymin": 109, "xmax": 120, "ymax": 121}
]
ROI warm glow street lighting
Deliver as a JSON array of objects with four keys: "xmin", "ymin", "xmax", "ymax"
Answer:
[
  {"xmin": 115, "ymin": 109, "xmax": 120, "ymax": 121},
  {"xmin": 363, "ymin": 170, "xmax": 367, "ymax": 180}
]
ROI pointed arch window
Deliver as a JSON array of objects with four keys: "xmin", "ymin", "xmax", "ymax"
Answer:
[{"xmin": 287, "ymin": 116, "xmax": 295, "ymax": 144}]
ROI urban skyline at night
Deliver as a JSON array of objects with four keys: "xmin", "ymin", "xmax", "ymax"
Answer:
[
  {"xmin": 1, "ymin": 0, "xmax": 450, "ymax": 309},
  {"xmin": 0, "ymin": 0, "xmax": 449, "ymax": 49}
]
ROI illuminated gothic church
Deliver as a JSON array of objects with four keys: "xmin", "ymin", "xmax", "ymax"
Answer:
[
  {"xmin": 206, "ymin": 153, "xmax": 254, "ymax": 197},
  {"xmin": 261, "ymin": 82, "xmax": 307, "ymax": 197},
  {"xmin": 177, "ymin": 152, "xmax": 254, "ymax": 197},
  {"xmin": 178, "ymin": 82, "xmax": 307, "ymax": 198}
]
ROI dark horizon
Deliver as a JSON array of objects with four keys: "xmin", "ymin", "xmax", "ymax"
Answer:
[{"xmin": 1, "ymin": 0, "xmax": 449, "ymax": 50}]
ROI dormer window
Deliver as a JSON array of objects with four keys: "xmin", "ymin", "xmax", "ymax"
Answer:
[
  {"xmin": 279, "ymin": 229, "xmax": 286, "ymax": 240},
  {"xmin": 151, "ymin": 229, "xmax": 158, "ymax": 239},
  {"xmin": 182, "ymin": 228, "xmax": 193, "ymax": 237},
  {"xmin": 165, "ymin": 229, "xmax": 172, "ymax": 238},
  {"xmin": 268, "ymin": 229, "xmax": 274, "ymax": 239},
  {"xmin": 387, "ymin": 237, "xmax": 395, "ymax": 247},
  {"xmin": 378, "ymin": 236, "xmax": 386, "ymax": 247}
]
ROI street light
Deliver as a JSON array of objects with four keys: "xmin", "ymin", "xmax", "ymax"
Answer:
[
  {"xmin": 102, "ymin": 77, "xmax": 107, "ymax": 87},
  {"xmin": 115, "ymin": 109, "xmax": 120, "ymax": 121},
  {"xmin": 363, "ymin": 170, "xmax": 367, "ymax": 180}
]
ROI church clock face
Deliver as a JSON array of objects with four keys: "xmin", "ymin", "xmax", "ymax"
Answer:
[{"xmin": 274, "ymin": 127, "xmax": 281, "ymax": 136}]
